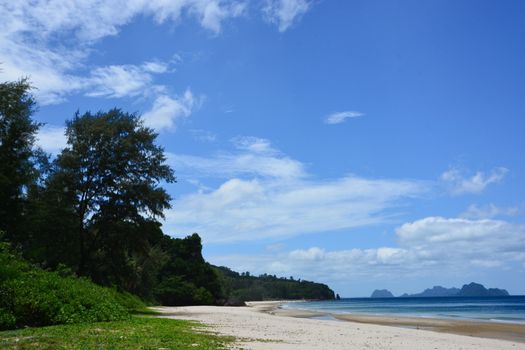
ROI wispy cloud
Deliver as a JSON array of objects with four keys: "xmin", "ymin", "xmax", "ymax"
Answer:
[
  {"xmin": 460, "ymin": 203, "xmax": 520, "ymax": 219},
  {"xmin": 165, "ymin": 176, "xmax": 424, "ymax": 243},
  {"xmin": 195, "ymin": 1, "xmax": 246, "ymax": 33},
  {"xmin": 263, "ymin": 0, "xmax": 311, "ymax": 32},
  {"xmin": 85, "ymin": 64, "xmax": 157, "ymax": 99},
  {"xmin": 231, "ymin": 136, "xmax": 276, "ymax": 154},
  {"xmin": 0, "ymin": 1, "xmax": 246, "ymax": 105},
  {"xmin": 169, "ymin": 137, "xmax": 302, "ymax": 179},
  {"xmin": 164, "ymin": 138, "xmax": 426, "ymax": 243},
  {"xmin": 324, "ymin": 111, "xmax": 364, "ymax": 125},
  {"xmin": 189, "ymin": 129, "xmax": 217, "ymax": 142},
  {"xmin": 0, "ymin": 1, "xmax": 309, "ymax": 105},
  {"xmin": 441, "ymin": 167, "xmax": 508, "ymax": 195}
]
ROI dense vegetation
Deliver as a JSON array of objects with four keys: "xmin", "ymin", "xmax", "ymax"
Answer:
[
  {"xmin": 0, "ymin": 78, "xmax": 334, "ymax": 332},
  {"xmin": 0, "ymin": 242, "xmax": 137, "ymax": 330},
  {"xmin": 215, "ymin": 266, "xmax": 335, "ymax": 304}
]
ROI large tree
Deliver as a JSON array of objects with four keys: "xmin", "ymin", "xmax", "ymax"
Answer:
[
  {"xmin": 0, "ymin": 79, "xmax": 39, "ymax": 240},
  {"xmin": 48, "ymin": 109, "xmax": 175, "ymax": 277}
]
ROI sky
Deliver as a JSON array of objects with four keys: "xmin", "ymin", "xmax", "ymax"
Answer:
[{"xmin": 1, "ymin": 0, "xmax": 525, "ymax": 297}]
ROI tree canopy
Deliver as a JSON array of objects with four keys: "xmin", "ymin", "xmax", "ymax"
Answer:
[
  {"xmin": 0, "ymin": 79, "xmax": 40, "ymax": 240},
  {"xmin": 40, "ymin": 109, "xmax": 175, "ymax": 283}
]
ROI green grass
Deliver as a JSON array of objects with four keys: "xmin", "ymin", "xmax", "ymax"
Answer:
[{"xmin": 0, "ymin": 316, "xmax": 234, "ymax": 349}]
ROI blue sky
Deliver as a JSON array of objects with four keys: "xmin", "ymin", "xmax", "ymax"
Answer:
[{"xmin": 2, "ymin": 0, "xmax": 524, "ymax": 296}]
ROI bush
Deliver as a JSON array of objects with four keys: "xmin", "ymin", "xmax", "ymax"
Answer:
[
  {"xmin": 109, "ymin": 290, "xmax": 148, "ymax": 313},
  {"xmin": 0, "ymin": 246, "xmax": 130, "ymax": 330},
  {"xmin": 154, "ymin": 276, "xmax": 214, "ymax": 306}
]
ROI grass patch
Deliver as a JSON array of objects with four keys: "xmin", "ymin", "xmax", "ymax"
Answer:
[{"xmin": 0, "ymin": 316, "xmax": 234, "ymax": 349}]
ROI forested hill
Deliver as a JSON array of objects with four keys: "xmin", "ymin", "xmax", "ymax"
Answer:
[
  {"xmin": 0, "ymin": 79, "xmax": 335, "ymax": 320},
  {"xmin": 214, "ymin": 266, "xmax": 335, "ymax": 304}
]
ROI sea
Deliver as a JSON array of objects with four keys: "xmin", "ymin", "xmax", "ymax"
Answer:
[{"xmin": 282, "ymin": 296, "xmax": 525, "ymax": 324}]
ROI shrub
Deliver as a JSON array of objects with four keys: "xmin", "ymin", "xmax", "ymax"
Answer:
[
  {"xmin": 109, "ymin": 289, "xmax": 148, "ymax": 313},
  {"xmin": 0, "ymin": 246, "xmax": 130, "ymax": 330},
  {"xmin": 154, "ymin": 276, "xmax": 214, "ymax": 306}
]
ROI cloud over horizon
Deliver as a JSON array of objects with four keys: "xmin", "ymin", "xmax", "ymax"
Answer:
[{"xmin": 208, "ymin": 216, "xmax": 525, "ymax": 294}]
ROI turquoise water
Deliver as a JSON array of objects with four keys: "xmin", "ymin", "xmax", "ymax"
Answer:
[{"xmin": 282, "ymin": 296, "xmax": 525, "ymax": 324}]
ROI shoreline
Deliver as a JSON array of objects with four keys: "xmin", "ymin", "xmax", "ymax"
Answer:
[
  {"xmin": 153, "ymin": 302, "xmax": 525, "ymax": 349},
  {"xmin": 270, "ymin": 302, "xmax": 525, "ymax": 343}
]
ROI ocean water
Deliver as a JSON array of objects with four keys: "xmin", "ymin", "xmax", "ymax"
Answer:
[{"xmin": 282, "ymin": 296, "xmax": 525, "ymax": 324}]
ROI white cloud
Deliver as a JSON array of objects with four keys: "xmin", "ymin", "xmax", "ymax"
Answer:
[
  {"xmin": 82, "ymin": 61, "xmax": 198, "ymax": 132},
  {"xmin": 289, "ymin": 247, "xmax": 325, "ymax": 261},
  {"xmin": 441, "ymin": 167, "xmax": 508, "ymax": 195},
  {"xmin": 1, "ymin": 0, "xmax": 311, "ymax": 108},
  {"xmin": 460, "ymin": 203, "xmax": 520, "ymax": 219},
  {"xmin": 165, "ymin": 175, "xmax": 424, "ymax": 243},
  {"xmin": 195, "ymin": 1, "xmax": 246, "ymax": 33},
  {"xmin": 85, "ymin": 64, "xmax": 154, "ymax": 98},
  {"xmin": 209, "ymin": 216, "xmax": 525, "ymax": 292},
  {"xmin": 231, "ymin": 136, "xmax": 276, "ymax": 154},
  {"xmin": 263, "ymin": 0, "xmax": 311, "ymax": 32},
  {"xmin": 142, "ymin": 61, "xmax": 171, "ymax": 74},
  {"xmin": 0, "ymin": 40, "xmax": 86, "ymax": 104},
  {"xmin": 398, "ymin": 216, "xmax": 508, "ymax": 243},
  {"xmin": 142, "ymin": 89, "xmax": 198, "ymax": 131},
  {"xmin": 165, "ymin": 138, "xmax": 427, "ymax": 242},
  {"xmin": 36, "ymin": 125, "xmax": 67, "ymax": 154},
  {"xmin": 2, "ymin": 1, "xmax": 246, "ymax": 41},
  {"xmin": 168, "ymin": 137, "xmax": 304, "ymax": 178},
  {"xmin": 324, "ymin": 111, "xmax": 364, "ymax": 125},
  {"xmin": 395, "ymin": 217, "xmax": 525, "ymax": 268},
  {"xmin": 169, "ymin": 153, "xmax": 305, "ymax": 179},
  {"xmin": 0, "ymin": 0, "xmax": 246, "ymax": 104}
]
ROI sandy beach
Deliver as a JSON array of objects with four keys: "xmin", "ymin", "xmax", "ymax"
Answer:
[{"xmin": 153, "ymin": 301, "xmax": 525, "ymax": 349}]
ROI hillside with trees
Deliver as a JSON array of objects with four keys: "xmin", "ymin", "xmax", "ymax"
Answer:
[
  {"xmin": 215, "ymin": 266, "xmax": 335, "ymax": 304},
  {"xmin": 0, "ymin": 78, "xmax": 334, "ymax": 330}
]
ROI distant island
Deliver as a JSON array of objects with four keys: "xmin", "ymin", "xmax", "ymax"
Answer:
[
  {"xmin": 399, "ymin": 285, "xmax": 460, "ymax": 298},
  {"xmin": 370, "ymin": 289, "xmax": 394, "ymax": 298},
  {"xmin": 370, "ymin": 282, "xmax": 509, "ymax": 298}
]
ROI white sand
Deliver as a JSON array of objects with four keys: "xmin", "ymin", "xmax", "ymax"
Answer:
[{"xmin": 152, "ymin": 302, "xmax": 525, "ymax": 350}]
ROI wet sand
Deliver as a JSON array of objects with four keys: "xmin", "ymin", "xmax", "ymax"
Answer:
[{"xmin": 272, "ymin": 306, "xmax": 525, "ymax": 343}]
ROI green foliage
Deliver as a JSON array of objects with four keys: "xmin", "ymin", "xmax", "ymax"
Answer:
[
  {"xmin": 0, "ymin": 241, "xmax": 27, "ymax": 281},
  {"xmin": 43, "ymin": 108, "xmax": 175, "ymax": 282},
  {"xmin": 154, "ymin": 276, "xmax": 214, "ymax": 306},
  {"xmin": 108, "ymin": 290, "xmax": 148, "ymax": 313},
  {"xmin": 0, "ymin": 245, "xmax": 129, "ymax": 330},
  {"xmin": 0, "ymin": 79, "xmax": 40, "ymax": 242},
  {"xmin": 2, "ymin": 272, "xmax": 129, "ymax": 328},
  {"xmin": 214, "ymin": 266, "xmax": 335, "ymax": 304},
  {"xmin": 21, "ymin": 108, "xmax": 177, "ymax": 299},
  {"xmin": 0, "ymin": 317, "xmax": 234, "ymax": 349},
  {"xmin": 158, "ymin": 233, "xmax": 222, "ymax": 304}
]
